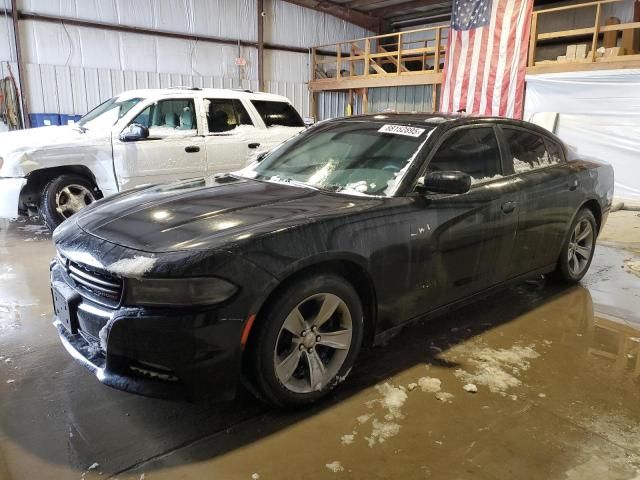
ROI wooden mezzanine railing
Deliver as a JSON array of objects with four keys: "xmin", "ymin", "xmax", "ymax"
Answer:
[
  {"xmin": 528, "ymin": 0, "xmax": 640, "ymax": 73},
  {"xmin": 309, "ymin": 24, "xmax": 449, "ymax": 93}
]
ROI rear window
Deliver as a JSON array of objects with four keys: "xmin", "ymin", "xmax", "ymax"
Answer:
[
  {"xmin": 502, "ymin": 127, "xmax": 560, "ymax": 173},
  {"xmin": 251, "ymin": 100, "xmax": 304, "ymax": 127}
]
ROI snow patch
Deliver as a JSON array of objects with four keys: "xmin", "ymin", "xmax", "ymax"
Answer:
[
  {"xmin": 341, "ymin": 433, "xmax": 356, "ymax": 445},
  {"xmin": 107, "ymin": 255, "xmax": 156, "ymax": 278},
  {"xmin": 455, "ymin": 344, "xmax": 540, "ymax": 393},
  {"xmin": 407, "ymin": 382, "xmax": 418, "ymax": 391},
  {"xmin": 251, "ymin": 474, "xmax": 260, "ymax": 480},
  {"xmin": 373, "ymin": 382, "xmax": 408, "ymax": 420},
  {"xmin": 626, "ymin": 260, "xmax": 640, "ymax": 277},
  {"xmin": 470, "ymin": 174, "xmax": 503, "ymax": 185},
  {"xmin": 463, "ymin": 383, "xmax": 478, "ymax": 393},
  {"xmin": 435, "ymin": 392, "xmax": 454, "ymax": 403},
  {"xmin": 365, "ymin": 419, "xmax": 401, "ymax": 447},
  {"xmin": 325, "ymin": 461, "xmax": 344, "ymax": 473},
  {"xmin": 418, "ymin": 376, "xmax": 441, "ymax": 393},
  {"xmin": 357, "ymin": 413, "xmax": 372, "ymax": 424},
  {"xmin": 98, "ymin": 318, "xmax": 117, "ymax": 351}
]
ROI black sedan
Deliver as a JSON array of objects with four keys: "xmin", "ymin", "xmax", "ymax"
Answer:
[{"xmin": 50, "ymin": 114, "xmax": 614, "ymax": 407}]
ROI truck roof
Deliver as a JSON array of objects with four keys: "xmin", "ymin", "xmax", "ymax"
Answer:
[{"xmin": 114, "ymin": 88, "xmax": 293, "ymax": 103}]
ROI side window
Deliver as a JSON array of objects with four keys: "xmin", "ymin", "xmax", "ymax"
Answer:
[
  {"xmin": 428, "ymin": 127, "xmax": 502, "ymax": 183},
  {"xmin": 205, "ymin": 98, "xmax": 254, "ymax": 134},
  {"xmin": 131, "ymin": 98, "xmax": 197, "ymax": 137},
  {"xmin": 502, "ymin": 128, "xmax": 560, "ymax": 173},
  {"xmin": 545, "ymin": 138, "xmax": 565, "ymax": 164},
  {"xmin": 250, "ymin": 100, "xmax": 304, "ymax": 127}
]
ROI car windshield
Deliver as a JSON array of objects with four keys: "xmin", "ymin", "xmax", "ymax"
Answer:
[
  {"xmin": 239, "ymin": 122, "xmax": 434, "ymax": 196},
  {"xmin": 78, "ymin": 96, "xmax": 144, "ymax": 130}
]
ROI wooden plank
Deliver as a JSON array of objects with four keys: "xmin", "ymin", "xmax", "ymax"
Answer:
[
  {"xmin": 528, "ymin": 12, "xmax": 538, "ymax": 67},
  {"xmin": 365, "ymin": 38, "xmax": 370, "ymax": 77},
  {"xmin": 526, "ymin": 57, "xmax": 640, "ymax": 74},
  {"xmin": 601, "ymin": 21, "xmax": 640, "ymax": 32},
  {"xmin": 309, "ymin": 72, "xmax": 443, "ymax": 91},
  {"xmin": 535, "ymin": 0, "xmax": 622, "ymax": 15},
  {"xmin": 435, "ymin": 27, "xmax": 441, "ymax": 72},
  {"xmin": 537, "ymin": 27, "xmax": 596, "ymax": 40},
  {"xmin": 603, "ymin": 16, "xmax": 620, "ymax": 48},
  {"xmin": 337, "ymin": 46, "xmax": 342, "ymax": 79},
  {"xmin": 591, "ymin": 2, "xmax": 602, "ymax": 62},
  {"xmin": 397, "ymin": 32, "xmax": 402, "ymax": 76}
]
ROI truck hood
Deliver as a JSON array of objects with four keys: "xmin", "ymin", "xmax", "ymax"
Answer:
[
  {"xmin": 0, "ymin": 125, "xmax": 108, "ymax": 176},
  {"xmin": 75, "ymin": 177, "xmax": 380, "ymax": 253}
]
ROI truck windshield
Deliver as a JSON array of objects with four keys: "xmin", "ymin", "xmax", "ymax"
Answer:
[
  {"xmin": 78, "ymin": 96, "xmax": 143, "ymax": 130},
  {"xmin": 239, "ymin": 121, "xmax": 434, "ymax": 197}
]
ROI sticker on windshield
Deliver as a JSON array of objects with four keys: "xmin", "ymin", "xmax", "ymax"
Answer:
[{"xmin": 378, "ymin": 124, "xmax": 426, "ymax": 137}]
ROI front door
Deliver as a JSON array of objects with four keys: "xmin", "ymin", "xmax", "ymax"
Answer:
[
  {"xmin": 112, "ymin": 97, "xmax": 205, "ymax": 189},
  {"xmin": 408, "ymin": 125, "xmax": 520, "ymax": 316}
]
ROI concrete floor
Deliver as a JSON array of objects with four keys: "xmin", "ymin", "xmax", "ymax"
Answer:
[{"xmin": 1, "ymin": 212, "xmax": 639, "ymax": 480}]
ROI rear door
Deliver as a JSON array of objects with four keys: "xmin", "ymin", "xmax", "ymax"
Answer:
[
  {"xmin": 498, "ymin": 126, "xmax": 578, "ymax": 277},
  {"xmin": 202, "ymin": 97, "xmax": 261, "ymax": 174},
  {"xmin": 112, "ymin": 96, "xmax": 205, "ymax": 189},
  {"xmin": 408, "ymin": 125, "xmax": 520, "ymax": 315}
]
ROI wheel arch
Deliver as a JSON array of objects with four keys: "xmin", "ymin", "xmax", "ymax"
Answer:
[
  {"xmin": 580, "ymin": 198, "xmax": 602, "ymax": 233},
  {"xmin": 243, "ymin": 254, "xmax": 379, "ymax": 359},
  {"xmin": 19, "ymin": 165, "xmax": 102, "ymax": 212}
]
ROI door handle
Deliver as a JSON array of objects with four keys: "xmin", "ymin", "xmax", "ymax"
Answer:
[
  {"xmin": 567, "ymin": 179, "xmax": 579, "ymax": 191},
  {"xmin": 185, "ymin": 146, "xmax": 200, "ymax": 153},
  {"xmin": 501, "ymin": 201, "xmax": 517, "ymax": 214},
  {"xmin": 248, "ymin": 142, "xmax": 260, "ymax": 149}
]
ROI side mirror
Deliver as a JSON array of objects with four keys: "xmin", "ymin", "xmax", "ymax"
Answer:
[
  {"xmin": 418, "ymin": 171, "xmax": 471, "ymax": 195},
  {"xmin": 120, "ymin": 123, "xmax": 149, "ymax": 142},
  {"xmin": 303, "ymin": 117, "xmax": 315, "ymax": 127}
]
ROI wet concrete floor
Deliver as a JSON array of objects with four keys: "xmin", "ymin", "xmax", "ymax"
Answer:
[{"xmin": 1, "ymin": 212, "xmax": 639, "ymax": 480}]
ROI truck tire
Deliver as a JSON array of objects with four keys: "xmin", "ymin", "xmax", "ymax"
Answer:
[{"xmin": 39, "ymin": 174, "xmax": 102, "ymax": 230}]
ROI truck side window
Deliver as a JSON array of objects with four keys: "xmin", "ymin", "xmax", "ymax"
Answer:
[
  {"xmin": 205, "ymin": 99, "xmax": 254, "ymax": 134},
  {"xmin": 132, "ymin": 99, "xmax": 197, "ymax": 137},
  {"xmin": 250, "ymin": 100, "xmax": 304, "ymax": 127}
]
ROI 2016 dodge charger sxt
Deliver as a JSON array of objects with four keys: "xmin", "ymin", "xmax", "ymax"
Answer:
[{"xmin": 50, "ymin": 114, "xmax": 614, "ymax": 407}]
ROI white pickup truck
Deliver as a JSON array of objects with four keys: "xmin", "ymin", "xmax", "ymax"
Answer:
[{"xmin": 0, "ymin": 88, "xmax": 306, "ymax": 229}]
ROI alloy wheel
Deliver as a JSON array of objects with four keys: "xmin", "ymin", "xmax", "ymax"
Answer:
[
  {"xmin": 55, "ymin": 184, "xmax": 96, "ymax": 218},
  {"xmin": 567, "ymin": 218, "xmax": 594, "ymax": 277},
  {"xmin": 273, "ymin": 293, "xmax": 353, "ymax": 393}
]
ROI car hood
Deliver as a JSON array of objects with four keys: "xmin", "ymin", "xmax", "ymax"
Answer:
[
  {"xmin": 75, "ymin": 177, "xmax": 381, "ymax": 253},
  {"xmin": 0, "ymin": 125, "xmax": 108, "ymax": 176}
]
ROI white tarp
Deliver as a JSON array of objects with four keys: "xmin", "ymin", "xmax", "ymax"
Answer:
[{"xmin": 524, "ymin": 69, "xmax": 640, "ymax": 203}]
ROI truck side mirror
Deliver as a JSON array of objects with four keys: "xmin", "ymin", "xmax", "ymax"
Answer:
[{"xmin": 120, "ymin": 123, "xmax": 149, "ymax": 142}]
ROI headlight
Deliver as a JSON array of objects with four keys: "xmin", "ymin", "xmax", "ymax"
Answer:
[{"xmin": 125, "ymin": 277, "xmax": 238, "ymax": 307}]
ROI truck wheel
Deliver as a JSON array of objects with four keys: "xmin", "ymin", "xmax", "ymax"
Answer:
[{"xmin": 39, "ymin": 174, "xmax": 101, "ymax": 230}]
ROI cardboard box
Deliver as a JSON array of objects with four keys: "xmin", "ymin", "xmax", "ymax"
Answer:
[
  {"xmin": 575, "ymin": 44, "xmax": 588, "ymax": 59},
  {"xmin": 566, "ymin": 44, "xmax": 577, "ymax": 60}
]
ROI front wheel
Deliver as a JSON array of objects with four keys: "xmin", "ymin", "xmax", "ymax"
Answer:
[
  {"xmin": 247, "ymin": 274, "xmax": 363, "ymax": 408},
  {"xmin": 39, "ymin": 174, "xmax": 101, "ymax": 230},
  {"xmin": 552, "ymin": 208, "xmax": 597, "ymax": 283}
]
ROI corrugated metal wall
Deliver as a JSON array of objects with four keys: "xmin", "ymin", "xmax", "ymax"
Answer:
[
  {"xmin": 0, "ymin": 0, "xmax": 372, "ymax": 124},
  {"xmin": 368, "ymin": 85, "xmax": 436, "ymax": 114}
]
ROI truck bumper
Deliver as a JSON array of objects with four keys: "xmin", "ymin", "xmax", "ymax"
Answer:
[{"xmin": 0, "ymin": 177, "xmax": 27, "ymax": 218}]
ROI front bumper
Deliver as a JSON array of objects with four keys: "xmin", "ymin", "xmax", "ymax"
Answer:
[
  {"xmin": 0, "ymin": 177, "xmax": 27, "ymax": 218},
  {"xmin": 50, "ymin": 260, "xmax": 252, "ymax": 402}
]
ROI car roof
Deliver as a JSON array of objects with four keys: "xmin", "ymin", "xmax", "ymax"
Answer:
[
  {"xmin": 327, "ymin": 112, "xmax": 563, "ymax": 143},
  {"xmin": 114, "ymin": 88, "xmax": 293, "ymax": 104}
]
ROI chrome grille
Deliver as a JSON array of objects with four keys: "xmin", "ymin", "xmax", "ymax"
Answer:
[{"xmin": 68, "ymin": 261, "xmax": 123, "ymax": 303}]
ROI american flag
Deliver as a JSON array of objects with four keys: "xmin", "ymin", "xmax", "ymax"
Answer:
[{"xmin": 439, "ymin": 0, "xmax": 534, "ymax": 118}]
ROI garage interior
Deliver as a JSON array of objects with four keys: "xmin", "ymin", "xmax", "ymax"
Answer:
[{"xmin": 2, "ymin": 0, "xmax": 640, "ymax": 479}]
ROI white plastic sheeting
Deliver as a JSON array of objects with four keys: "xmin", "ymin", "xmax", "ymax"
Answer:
[{"xmin": 524, "ymin": 69, "xmax": 640, "ymax": 203}]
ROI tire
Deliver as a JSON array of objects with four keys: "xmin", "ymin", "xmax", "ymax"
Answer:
[
  {"xmin": 552, "ymin": 208, "xmax": 597, "ymax": 284},
  {"xmin": 39, "ymin": 174, "xmax": 101, "ymax": 230},
  {"xmin": 247, "ymin": 274, "xmax": 364, "ymax": 408}
]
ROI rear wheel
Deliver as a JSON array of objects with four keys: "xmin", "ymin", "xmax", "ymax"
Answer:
[
  {"xmin": 39, "ymin": 174, "xmax": 101, "ymax": 230},
  {"xmin": 247, "ymin": 274, "xmax": 363, "ymax": 407},
  {"xmin": 553, "ymin": 208, "xmax": 597, "ymax": 283}
]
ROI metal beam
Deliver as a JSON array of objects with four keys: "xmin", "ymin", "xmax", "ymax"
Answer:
[
  {"xmin": 372, "ymin": 0, "xmax": 448, "ymax": 18},
  {"xmin": 345, "ymin": 0, "xmax": 387, "ymax": 9},
  {"xmin": 280, "ymin": 0, "xmax": 380, "ymax": 31},
  {"xmin": 10, "ymin": 0, "xmax": 29, "ymax": 128},
  {"xmin": 258, "ymin": 0, "xmax": 265, "ymax": 91}
]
